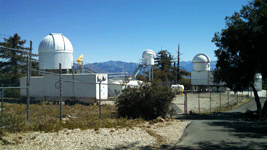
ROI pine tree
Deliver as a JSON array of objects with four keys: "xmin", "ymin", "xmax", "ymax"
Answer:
[
  {"xmin": 212, "ymin": 0, "xmax": 267, "ymax": 118},
  {"xmin": 0, "ymin": 33, "xmax": 29, "ymax": 86}
]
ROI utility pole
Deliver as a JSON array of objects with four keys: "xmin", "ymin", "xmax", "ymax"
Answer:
[{"xmin": 177, "ymin": 44, "xmax": 180, "ymax": 82}]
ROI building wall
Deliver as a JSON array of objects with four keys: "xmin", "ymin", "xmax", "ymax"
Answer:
[
  {"xmin": 191, "ymin": 71, "xmax": 214, "ymax": 86},
  {"xmin": 20, "ymin": 77, "xmax": 45, "ymax": 97},
  {"xmin": 20, "ymin": 74, "xmax": 108, "ymax": 99}
]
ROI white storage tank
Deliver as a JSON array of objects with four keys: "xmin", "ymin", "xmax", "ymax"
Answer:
[
  {"xmin": 38, "ymin": 33, "xmax": 73, "ymax": 70},
  {"xmin": 193, "ymin": 54, "xmax": 210, "ymax": 71},
  {"xmin": 142, "ymin": 49, "xmax": 156, "ymax": 65},
  {"xmin": 254, "ymin": 73, "xmax": 262, "ymax": 91}
]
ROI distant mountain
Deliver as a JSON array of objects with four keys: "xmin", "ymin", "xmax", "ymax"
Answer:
[
  {"xmin": 73, "ymin": 63, "xmax": 107, "ymax": 73},
  {"xmin": 92, "ymin": 61, "xmax": 139, "ymax": 74},
  {"xmin": 77, "ymin": 60, "xmax": 217, "ymax": 74}
]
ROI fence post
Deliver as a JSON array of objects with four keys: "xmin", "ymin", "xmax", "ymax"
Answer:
[
  {"xmin": 26, "ymin": 40, "xmax": 32, "ymax": 123},
  {"xmin": 210, "ymin": 91, "xmax": 212, "ymax": 113},
  {"xmin": 99, "ymin": 81, "xmax": 102, "ymax": 119},
  {"xmin": 184, "ymin": 92, "xmax": 187, "ymax": 114},
  {"xmin": 72, "ymin": 66, "xmax": 75, "ymax": 102},
  {"xmin": 59, "ymin": 63, "xmax": 63, "ymax": 121},
  {"xmin": 237, "ymin": 93, "xmax": 239, "ymax": 103},
  {"xmin": 220, "ymin": 92, "xmax": 222, "ymax": 109},
  {"xmin": 198, "ymin": 92, "xmax": 200, "ymax": 113},
  {"xmin": 1, "ymin": 84, "xmax": 3, "ymax": 121},
  {"xmin": 228, "ymin": 90, "xmax": 230, "ymax": 106}
]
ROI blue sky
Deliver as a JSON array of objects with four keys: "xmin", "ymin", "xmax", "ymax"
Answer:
[{"xmin": 1, "ymin": 0, "xmax": 250, "ymax": 63}]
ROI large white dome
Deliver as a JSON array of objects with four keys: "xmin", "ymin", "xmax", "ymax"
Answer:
[
  {"xmin": 192, "ymin": 54, "xmax": 210, "ymax": 71},
  {"xmin": 38, "ymin": 33, "xmax": 73, "ymax": 70}
]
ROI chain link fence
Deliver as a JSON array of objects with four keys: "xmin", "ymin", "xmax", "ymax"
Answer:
[
  {"xmin": 172, "ymin": 89, "xmax": 261, "ymax": 114},
  {"xmin": 0, "ymin": 42, "xmax": 32, "ymax": 129}
]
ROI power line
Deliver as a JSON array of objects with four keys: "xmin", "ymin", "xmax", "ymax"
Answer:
[
  {"xmin": 0, "ymin": 46, "xmax": 31, "ymax": 53},
  {"xmin": 0, "ymin": 33, "xmax": 32, "ymax": 45}
]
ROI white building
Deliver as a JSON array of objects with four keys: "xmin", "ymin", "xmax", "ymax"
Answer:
[
  {"xmin": 38, "ymin": 33, "xmax": 73, "ymax": 73},
  {"xmin": 21, "ymin": 74, "xmax": 108, "ymax": 103},
  {"xmin": 20, "ymin": 33, "xmax": 108, "ymax": 104},
  {"xmin": 191, "ymin": 53, "xmax": 262, "ymax": 91},
  {"xmin": 191, "ymin": 54, "xmax": 223, "ymax": 91}
]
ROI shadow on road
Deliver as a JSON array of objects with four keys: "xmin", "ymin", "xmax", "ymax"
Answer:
[
  {"xmin": 106, "ymin": 140, "xmax": 267, "ymax": 150},
  {"xmin": 171, "ymin": 141, "xmax": 267, "ymax": 150},
  {"xmin": 175, "ymin": 112, "xmax": 267, "ymax": 138},
  {"xmin": 106, "ymin": 112, "xmax": 267, "ymax": 149}
]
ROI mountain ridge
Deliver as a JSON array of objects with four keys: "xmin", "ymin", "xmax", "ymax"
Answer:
[{"xmin": 76, "ymin": 60, "xmax": 217, "ymax": 74}]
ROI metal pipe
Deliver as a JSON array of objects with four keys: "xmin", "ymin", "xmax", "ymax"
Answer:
[{"xmin": 0, "ymin": 87, "xmax": 28, "ymax": 89}]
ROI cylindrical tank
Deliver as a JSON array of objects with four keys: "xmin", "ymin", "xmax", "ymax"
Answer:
[
  {"xmin": 192, "ymin": 54, "xmax": 210, "ymax": 71},
  {"xmin": 142, "ymin": 49, "xmax": 155, "ymax": 65},
  {"xmin": 38, "ymin": 33, "xmax": 73, "ymax": 70}
]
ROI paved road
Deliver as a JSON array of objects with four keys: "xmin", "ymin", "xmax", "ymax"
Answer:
[{"xmin": 172, "ymin": 97, "xmax": 267, "ymax": 150}]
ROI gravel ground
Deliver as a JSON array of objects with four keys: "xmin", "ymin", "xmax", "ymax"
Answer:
[
  {"xmin": 172, "ymin": 90, "xmax": 266, "ymax": 114},
  {"xmin": 0, "ymin": 120, "xmax": 190, "ymax": 150}
]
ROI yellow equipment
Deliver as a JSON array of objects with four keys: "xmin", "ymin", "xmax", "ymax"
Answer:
[{"xmin": 77, "ymin": 54, "xmax": 83, "ymax": 66}]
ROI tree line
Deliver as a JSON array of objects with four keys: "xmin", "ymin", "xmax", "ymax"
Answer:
[{"xmin": 137, "ymin": 50, "xmax": 191, "ymax": 89}]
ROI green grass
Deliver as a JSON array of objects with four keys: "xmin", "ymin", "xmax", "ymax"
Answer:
[{"xmin": 0, "ymin": 102, "xmax": 145, "ymax": 135}]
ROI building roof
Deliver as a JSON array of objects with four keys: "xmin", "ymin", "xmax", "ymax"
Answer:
[
  {"xmin": 193, "ymin": 53, "xmax": 210, "ymax": 63},
  {"xmin": 38, "ymin": 33, "xmax": 73, "ymax": 53}
]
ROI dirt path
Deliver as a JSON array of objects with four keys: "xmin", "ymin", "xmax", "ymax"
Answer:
[{"xmin": 173, "ymin": 98, "xmax": 267, "ymax": 149}]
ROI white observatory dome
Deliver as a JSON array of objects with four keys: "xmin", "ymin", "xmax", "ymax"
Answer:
[
  {"xmin": 142, "ymin": 49, "xmax": 156, "ymax": 65},
  {"xmin": 38, "ymin": 33, "xmax": 73, "ymax": 70},
  {"xmin": 193, "ymin": 54, "xmax": 210, "ymax": 71}
]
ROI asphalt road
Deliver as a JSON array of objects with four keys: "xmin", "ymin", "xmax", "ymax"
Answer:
[{"xmin": 172, "ymin": 97, "xmax": 267, "ymax": 150}]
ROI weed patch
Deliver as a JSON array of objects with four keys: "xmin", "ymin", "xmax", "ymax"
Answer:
[{"xmin": 0, "ymin": 103, "xmax": 146, "ymax": 135}]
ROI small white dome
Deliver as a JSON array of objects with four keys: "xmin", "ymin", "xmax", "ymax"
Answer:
[
  {"xmin": 192, "ymin": 54, "xmax": 210, "ymax": 71},
  {"xmin": 142, "ymin": 49, "xmax": 155, "ymax": 65},
  {"xmin": 142, "ymin": 49, "xmax": 155, "ymax": 58},
  {"xmin": 193, "ymin": 54, "xmax": 210, "ymax": 63},
  {"xmin": 255, "ymin": 73, "xmax": 262, "ymax": 79},
  {"xmin": 38, "ymin": 33, "xmax": 73, "ymax": 70}
]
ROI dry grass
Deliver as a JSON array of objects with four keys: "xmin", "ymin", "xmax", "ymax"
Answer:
[
  {"xmin": 0, "ymin": 103, "xmax": 145, "ymax": 135},
  {"xmin": 202, "ymin": 96, "xmax": 252, "ymax": 114}
]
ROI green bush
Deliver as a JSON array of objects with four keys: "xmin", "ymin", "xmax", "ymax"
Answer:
[{"xmin": 116, "ymin": 82, "xmax": 175, "ymax": 120}]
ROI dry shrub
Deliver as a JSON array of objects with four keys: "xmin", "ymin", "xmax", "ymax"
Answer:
[{"xmin": 116, "ymin": 82, "xmax": 175, "ymax": 120}]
